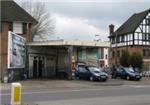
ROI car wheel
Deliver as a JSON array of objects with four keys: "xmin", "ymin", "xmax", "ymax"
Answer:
[
  {"xmin": 90, "ymin": 76, "xmax": 94, "ymax": 81},
  {"xmin": 103, "ymin": 79, "xmax": 107, "ymax": 82},
  {"xmin": 126, "ymin": 76, "xmax": 130, "ymax": 80}
]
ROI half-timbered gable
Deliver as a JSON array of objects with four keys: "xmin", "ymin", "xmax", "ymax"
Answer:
[{"xmin": 109, "ymin": 9, "xmax": 150, "ymax": 70}]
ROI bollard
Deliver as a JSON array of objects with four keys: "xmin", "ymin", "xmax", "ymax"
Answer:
[{"xmin": 11, "ymin": 83, "xmax": 22, "ymax": 105}]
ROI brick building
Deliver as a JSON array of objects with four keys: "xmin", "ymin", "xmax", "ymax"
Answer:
[
  {"xmin": 109, "ymin": 9, "xmax": 150, "ymax": 70},
  {"xmin": 0, "ymin": 1, "xmax": 37, "ymax": 80}
]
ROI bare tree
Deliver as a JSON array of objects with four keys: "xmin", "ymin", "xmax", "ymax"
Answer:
[{"xmin": 20, "ymin": 1, "xmax": 55, "ymax": 41}]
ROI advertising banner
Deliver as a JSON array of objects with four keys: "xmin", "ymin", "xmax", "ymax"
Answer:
[{"xmin": 7, "ymin": 31, "xmax": 26, "ymax": 68}]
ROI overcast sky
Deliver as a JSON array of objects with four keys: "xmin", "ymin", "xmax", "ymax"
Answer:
[{"xmin": 15, "ymin": 0, "xmax": 150, "ymax": 41}]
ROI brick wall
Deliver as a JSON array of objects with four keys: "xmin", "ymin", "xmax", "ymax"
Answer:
[
  {"xmin": 109, "ymin": 46, "xmax": 150, "ymax": 69},
  {"xmin": 0, "ymin": 22, "xmax": 33, "ymax": 79}
]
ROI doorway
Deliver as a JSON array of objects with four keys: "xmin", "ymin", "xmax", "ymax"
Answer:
[{"xmin": 33, "ymin": 57, "xmax": 44, "ymax": 78}]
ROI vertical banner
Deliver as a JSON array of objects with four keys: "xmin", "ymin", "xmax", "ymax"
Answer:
[{"xmin": 8, "ymin": 31, "xmax": 26, "ymax": 68}]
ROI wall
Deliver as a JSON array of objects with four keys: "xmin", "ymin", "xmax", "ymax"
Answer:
[
  {"xmin": 109, "ymin": 46, "xmax": 150, "ymax": 69},
  {"xmin": 1, "ymin": 22, "xmax": 9, "ymax": 78},
  {"xmin": 0, "ymin": 22, "xmax": 33, "ymax": 80},
  {"xmin": 27, "ymin": 46, "xmax": 70, "ymax": 78}
]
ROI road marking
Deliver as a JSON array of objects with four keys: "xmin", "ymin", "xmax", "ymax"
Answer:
[
  {"xmin": 124, "ymin": 85, "xmax": 150, "ymax": 88},
  {"xmin": 1, "ymin": 87, "xmax": 122, "ymax": 96}
]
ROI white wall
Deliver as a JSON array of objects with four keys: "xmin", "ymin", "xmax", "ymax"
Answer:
[{"xmin": 103, "ymin": 48, "xmax": 109, "ymax": 67}]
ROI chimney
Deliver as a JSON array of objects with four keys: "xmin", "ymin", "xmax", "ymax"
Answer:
[{"xmin": 109, "ymin": 24, "xmax": 114, "ymax": 35}]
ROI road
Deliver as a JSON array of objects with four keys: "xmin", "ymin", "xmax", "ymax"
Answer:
[{"xmin": 1, "ymin": 85, "xmax": 150, "ymax": 105}]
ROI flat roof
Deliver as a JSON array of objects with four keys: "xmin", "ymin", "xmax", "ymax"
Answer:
[{"xmin": 27, "ymin": 40, "xmax": 110, "ymax": 47}]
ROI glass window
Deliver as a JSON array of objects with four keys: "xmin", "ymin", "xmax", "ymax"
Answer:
[
  {"xmin": 13, "ymin": 22, "xmax": 23, "ymax": 34},
  {"xmin": 112, "ymin": 37, "xmax": 115, "ymax": 44},
  {"xmin": 23, "ymin": 23, "xmax": 27, "ymax": 34},
  {"xmin": 78, "ymin": 66, "xmax": 88, "ymax": 73},
  {"xmin": 116, "ymin": 36, "xmax": 120, "ymax": 43},
  {"xmin": 143, "ymin": 49, "xmax": 150, "ymax": 57},
  {"xmin": 148, "ymin": 50, "xmax": 150, "ymax": 57},
  {"xmin": 143, "ymin": 49, "xmax": 146, "ymax": 57},
  {"xmin": 112, "ymin": 51, "xmax": 115, "ymax": 58},
  {"xmin": 148, "ymin": 33, "xmax": 150, "ymax": 41},
  {"xmin": 105, "ymin": 54, "xmax": 108, "ymax": 59},
  {"xmin": 142, "ymin": 34, "xmax": 147, "ymax": 41},
  {"xmin": 146, "ymin": 18, "xmax": 150, "ymax": 25},
  {"xmin": 117, "ymin": 51, "xmax": 120, "ymax": 57},
  {"xmin": 121, "ymin": 36, "xmax": 125, "ymax": 42},
  {"xmin": 0, "ymin": 23, "xmax": 2, "ymax": 32}
]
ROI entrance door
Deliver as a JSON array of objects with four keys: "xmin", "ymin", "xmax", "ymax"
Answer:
[
  {"xmin": 38, "ymin": 59, "xmax": 42, "ymax": 78},
  {"xmin": 32, "ymin": 57, "xmax": 44, "ymax": 78}
]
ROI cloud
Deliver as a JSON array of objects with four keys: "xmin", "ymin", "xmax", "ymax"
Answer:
[
  {"xmin": 52, "ymin": 13, "xmax": 110, "ymax": 40},
  {"xmin": 16, "ymin": 0, "xmax": 150, "ymax": 41}
]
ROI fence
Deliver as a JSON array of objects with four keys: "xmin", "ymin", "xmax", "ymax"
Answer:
[{"xmin": 142, "ymin": 65, "xmax": 150, "ymax": 78}]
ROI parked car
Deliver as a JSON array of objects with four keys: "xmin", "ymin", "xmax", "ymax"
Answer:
[
  {"xmin": 111, "ymin": 66, "xmax": 142, "ymax": 81},
  {"xmin": 75, "ymin": 66, "xmax": 108, "ymax": 82}
]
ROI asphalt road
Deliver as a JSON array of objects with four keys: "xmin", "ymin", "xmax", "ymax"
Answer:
[{"xmin": 1, "ymin": 85, "xmax": 150, "ymax": 105}]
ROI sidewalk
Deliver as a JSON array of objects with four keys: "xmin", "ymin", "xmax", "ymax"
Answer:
[
  {"xmin": 123, "ymin": 77, "xmax": 150, "ymax": 85},
  {"xmin": 1, "ymin": 79, "xmax": 123, "ymax": 91},
  {"xmin": 1, "ymin": 77, "xmax": 150, "ymax": 91}
]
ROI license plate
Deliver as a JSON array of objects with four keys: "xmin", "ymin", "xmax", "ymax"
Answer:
[
  {"xmin": 136, "ymin": 76, "xmax": 140, "ymax": 78},
  {"xmin": 101, "ymin": 76, "xmax": 106, "ymax": 78}
]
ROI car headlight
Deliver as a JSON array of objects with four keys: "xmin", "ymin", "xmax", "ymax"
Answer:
[
  {"xmin": 140, "ymin": 73, "xmax": 142, "ymax": 76},
  {"xmin": 94, "ymin": 74, "xmax": 100, "ymax": 77}
]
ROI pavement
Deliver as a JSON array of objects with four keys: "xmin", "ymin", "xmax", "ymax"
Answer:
[
  {"xmin": 1, "ymin": 77, "xmax": 150, "ymax": 92},
  {"xmin": 1, "ymin": 79, "xmax": 123, "ymax": 92}
]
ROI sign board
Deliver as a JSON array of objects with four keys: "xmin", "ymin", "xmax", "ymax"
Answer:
[{"xmin": 7, "ymin": 31, "xmax": 26, "ymax": 68}]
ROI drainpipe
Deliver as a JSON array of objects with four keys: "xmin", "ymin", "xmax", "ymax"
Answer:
[{"xmin": 115, "ymin": 32, "xmax": 118, "ymax": 64}]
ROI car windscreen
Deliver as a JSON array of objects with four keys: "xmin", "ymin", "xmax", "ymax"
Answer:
[
  {"xmin": 88, "ymin": 67, "xmax": 101, "ymax": 73},
  {"xmin": 125, "ymin": 68, "xmax": 135, "ymax": 73}
]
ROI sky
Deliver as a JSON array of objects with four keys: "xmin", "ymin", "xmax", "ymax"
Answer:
[{"xmin": 15, "ymin": 0, "xmax": 150, "ymax": 41}]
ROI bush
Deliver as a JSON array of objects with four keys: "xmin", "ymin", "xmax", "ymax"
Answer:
[
  {"xmin": 130, "ymin": 52, "xmax": 143, "ymax": 69},
  {"xmin": 119, "ymin": 51, "xmax": 130, "ymax": 67},
  {"xmin": 120, "ymin": 51, "xmax": 143, "ymax": 69}
]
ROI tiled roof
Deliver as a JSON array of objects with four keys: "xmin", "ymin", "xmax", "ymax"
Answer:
[{"xmin": 1, "ymin": 0, "xmax": 37, "ymax": 24}]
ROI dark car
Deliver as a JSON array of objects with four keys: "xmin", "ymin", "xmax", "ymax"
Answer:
[
  {"xmin": 75, "ymin": 66, "xmax": 108, "ymax": 82},
  {"xmin": 112, "ymin": 66, "xmax": 142, "ymax": 81}
]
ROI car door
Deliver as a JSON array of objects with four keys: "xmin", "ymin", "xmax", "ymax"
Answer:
[
  {"xmin": 78, "ymin": 66, "xmax": 89, "ymax": 79},
  {"xmin": 119, "ymin": 68, "xmax": 126, "ymax": 78}
]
